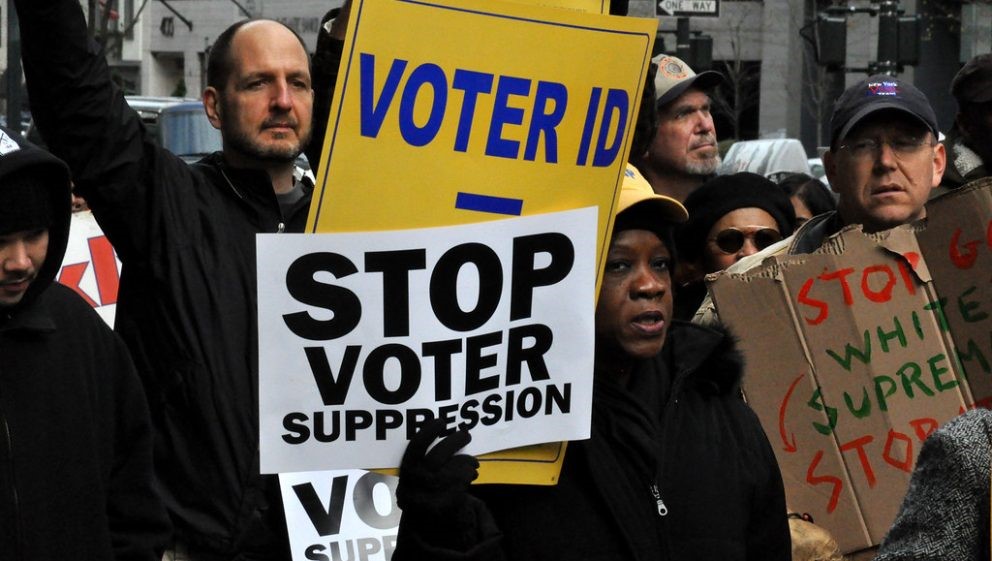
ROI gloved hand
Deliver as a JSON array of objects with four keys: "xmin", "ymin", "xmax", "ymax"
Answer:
[{"xmin": 397, "ymin": 419, "xmax": 479, "ymax": 519}]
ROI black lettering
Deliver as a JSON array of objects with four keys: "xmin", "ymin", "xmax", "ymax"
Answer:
[
  {"xmin": 430, "ymin": 243, "xmax": 503, "ymax": 331},
  {"xmin": 506, "ymin": 324, "xmax": 553, "ymax": 384},
  {"xmin": 510, "ymin": 233, "xmax": 574, "ymax": 320},
  {"xmin": 365, "ymin": 249, "xmax": 427, "ymax": 337},
  {"xmin": 292, "ymin": 476, "xmax": 348, "ymax": 536},
  {"xmin": 422, "ymin": 338, "xmax": 462, "ymax": 400},
  {"xmin": 345, "ymin": 410, "xmax": 374, "ymax": 441},
  {"xmin": 353, "ymin": 472, "xmax": 401, "ymax": 529},
  {"xmin": 306, "ymin": 346, "xmax": 361, "ymax": 406},
  {"xmin": 284, "ymin": 252, "xmax": 361, "ymax": 340},
  {"xmin": 282, "ymin": 412, "xmax": 311, "ymax": 444},
  {"xmin": 465, "ymin": 331, "xmax": 502, "ymax": 395},
  {"xmin": 363, "ymin": 344, "xmax": 421, "ymax": 405}
]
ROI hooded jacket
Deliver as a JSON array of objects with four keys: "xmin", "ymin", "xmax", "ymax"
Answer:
[
  {"xmin": 0, "ymin": 128, "xmax": 171, "ymax": 561},
  {"xmin": 394, "ymin": 322, "xmax": 791, "ymax": 561},
  {"xmin": 940, "ymin": 128, "xmax": 989, "ymax": 191},
  {"xmin": 13, "ymin": 0, "xmax": 320, "ymax": 557}
]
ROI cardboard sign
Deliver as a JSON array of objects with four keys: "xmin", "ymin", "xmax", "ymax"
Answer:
[
  {"xmin": 709, "ymin": 180, "xmax": 992, "ymax": 553},
  {"xmin": 280, "ymin": 470, "xmax": 400, "ymax": 561},
  {"xmin": 58, "ymin": 211, "xmax": 121, "ymax": 326},
  {"xmin": 258, "ymin": 208, "xmax": 596, "ymax": 474},
  {"xmin": 307, "ymin": 0, "xmax": 656, "ymax": 277}
]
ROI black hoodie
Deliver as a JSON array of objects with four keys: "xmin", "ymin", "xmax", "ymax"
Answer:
[{"xmin": 0, "ymin": 127, "xmax": 171, "ymax": 561}]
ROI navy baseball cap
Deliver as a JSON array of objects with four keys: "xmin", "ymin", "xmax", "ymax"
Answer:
[{"xmin": 830, "ymin": 75, "xmax": 939, "ymax": 147}]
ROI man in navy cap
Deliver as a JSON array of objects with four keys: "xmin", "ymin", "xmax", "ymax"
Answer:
[
  {"xmin": 801, "ymin": 75, "xmax": 947, "ymax": 249},
  {"xmin": 941, "ymin": 54, "xmax": 992, "ymax": 190}
]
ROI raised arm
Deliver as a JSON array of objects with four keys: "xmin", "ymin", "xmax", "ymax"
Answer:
[{"xmin": 13, "ymin": 0, "xmax": 199, "ymax": 262}]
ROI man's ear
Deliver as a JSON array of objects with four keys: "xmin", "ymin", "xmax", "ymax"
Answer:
[
  {"xmin": 931, "ymin": 139, "xmax": 947, "ymax": 187},
  {"xmin": 823, "ymin": 149, "xmax": 839, "ymax": 194},
  {"xmin": 202, "ymin": 88, "xmax": 223, "ymax": 130}
]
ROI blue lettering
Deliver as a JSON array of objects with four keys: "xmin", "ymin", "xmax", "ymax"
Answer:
[
  {"xmin": 452, "ymin": 70, "xmax": 494, "ymax": 152},
  {"xmin": 398, "ymin": 63, "xmax": 448, "ymax": 147},
  {"xmin": 486, "ymin": 76, "xmax": 532, "ymax": 159},
  {"xmin": 359, "ymin": 54, "xmax": 407, "ymax": 138},
  {"xmin": 592, "ymin": 89, "xmax": 629, "ymax": 167},
  {"xmin": 524, "ymin": 81, "xmax": 567, "ymax": 163},
  {"xmin": 576, "ymin": 87, "xmax": 602, "ymax": 166}
]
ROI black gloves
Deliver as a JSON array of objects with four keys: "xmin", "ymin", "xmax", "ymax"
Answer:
[
  {"xmin": 395, "ymin": 419, "xmax": 484, "ymax": 552},
  {"xmin": 397, "ymin": 419, "xmax": 479, "ymax": 517}
]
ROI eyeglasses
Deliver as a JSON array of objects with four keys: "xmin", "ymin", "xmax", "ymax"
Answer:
[
  {"xmin": 708, "ymin": 228, "xmax": 783, "ymax": 254},
  {"xmin": 838, "ymin": 135, "xmax": 934, "ymax": 160}
]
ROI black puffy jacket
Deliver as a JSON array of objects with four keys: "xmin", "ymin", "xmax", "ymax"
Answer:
[
  {"xmin": 395, "ymin": 322, "xmax": 792, "ymax": 561},
  {"xmin": 0, "ymin": 129, "xmax": 170, "ymax": 561},
  {"xmin": 14, "ymin": 0, "xmax": 314, "ymax": 557}
]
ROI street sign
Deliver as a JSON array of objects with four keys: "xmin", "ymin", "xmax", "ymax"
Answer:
[{"xmin": 657, "ymin": 0, "xmax": 719, "ymax": 17}]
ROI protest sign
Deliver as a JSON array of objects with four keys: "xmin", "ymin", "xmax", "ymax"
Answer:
[
  {"xmin": 709, "ymin": 180, "xmax": 992, "ymax": 552},
  {"xmin": 258, "ymin": 208, "xmax": 597, "ymax": 474},
  {"xmin": 58, "ymin": 211, "xmax": 120, "ymax": 326},
  {"xmin": 281, "ymin": 470, "xmax": 400, "ymax": 561},
  {"xmin": 306, "ymin": 0, "xmax": 656, "ymax": 275},
  {"xmin": 281, "ymin": 0, "xmax": 655, "ymax": 484}
]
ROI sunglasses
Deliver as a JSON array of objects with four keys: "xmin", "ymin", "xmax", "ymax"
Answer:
[{"xmin": 708, "ymin": 228, "xmax": 783, "ymax": 254}]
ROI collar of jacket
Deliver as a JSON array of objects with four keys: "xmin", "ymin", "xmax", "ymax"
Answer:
[
  {"xmin": 0, "ymin": 290, "xmax": 56, "ymax": 335},
  {"xmin": 199, "ymin": 152, "xmax": 285, "ymax": 204},
  {"xmin": 787, "ymin": 211, "xmax": 842, "ymax": 255},
  {"xmin": 663, "ymin": 321, "xmax": 744, "ymax": 396}
]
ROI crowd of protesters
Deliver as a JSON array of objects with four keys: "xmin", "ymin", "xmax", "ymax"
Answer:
[{"xmin": 1, "ymin": 0, "xmax": 990, "ymax": 559}]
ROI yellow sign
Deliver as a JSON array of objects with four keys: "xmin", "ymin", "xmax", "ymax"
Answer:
[{"xmin": 307, "ymin": 0, "xmax": 655, "ymax": 484}]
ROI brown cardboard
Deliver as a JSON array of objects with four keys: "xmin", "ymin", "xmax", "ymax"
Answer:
[{"xmin": 709, "ymin": 179, "xmax": 991, "ymax": 553}]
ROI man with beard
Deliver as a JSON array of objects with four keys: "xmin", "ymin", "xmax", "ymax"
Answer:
[
  {"xmin": 14, "ymin": 0, "xmax": 318, "ymax": 559},
  {"xmin": 631, "ymin": 54, "xmax": 723, "ymax": 201},
  {"xmin": 940, "ymin": 54, "xmax": 992, "ymax": 191}
]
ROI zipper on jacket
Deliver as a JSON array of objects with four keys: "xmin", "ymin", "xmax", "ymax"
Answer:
[
  {"xmin": 277, "ymin": 222, "xmax": 285, "ymax": 233},
  {"xmin": 650, "ymin": 483, "xmax": 668, "ymax": 517}
]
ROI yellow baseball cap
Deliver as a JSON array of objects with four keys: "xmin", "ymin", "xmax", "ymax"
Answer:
[{"xmin": 616, "ymin": 164, "xmax": 688, "ymax": 223}]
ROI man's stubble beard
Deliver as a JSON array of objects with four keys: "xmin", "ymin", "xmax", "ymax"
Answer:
[
  {"xmin": 220, "ymin": 102, "xmax": 312, "ymax": 164},
  {"xmin": 684, "ymin": 153, "xmax": 721, "ymax": 176}
]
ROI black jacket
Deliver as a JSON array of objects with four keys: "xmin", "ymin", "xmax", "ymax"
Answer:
[
  {"xmin": 0, "ymin": 130, "xmax": 170, "ymax": 561},
  {"xmin": 395, "ymin": 322, "xmax": 791, "ymax": 561},
  {"xmin": 14, "ymin": 1, "xmax": 315, "ymax": 557}
]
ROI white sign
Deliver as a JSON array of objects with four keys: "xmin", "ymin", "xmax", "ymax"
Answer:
[
  {"xmin": 58, "ymin": 211, "xmax": 121, "ymax": 326},
  {"xmin": 258, "ymin": 208, "xmax": 598, "ymax": 473},
  {"xmin": 657, "ymin": 0, "xmax": 719, "ymax": 17},
  {"xmin": 281, "ymin": 470, "xmax": 400, "ymax": 561}
]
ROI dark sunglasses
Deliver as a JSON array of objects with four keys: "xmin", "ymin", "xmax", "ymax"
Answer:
[{"xmin": 709, "ymin": 228, "xmax": 783, "ymax": 254}]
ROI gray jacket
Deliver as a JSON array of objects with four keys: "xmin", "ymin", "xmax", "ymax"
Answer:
[{"xmin": 874, "ymin": 408, "xmax": 992, "ymax": 561}]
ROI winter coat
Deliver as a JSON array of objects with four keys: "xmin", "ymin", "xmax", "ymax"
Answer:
[
  {"xmin": 874, "ymin": 408, "xmax": 992, "ymax": 561},
  {"xmin": 940, "ymin": 128, "xmax": 989, "ymax": 191},
  {"xmin": 14, "ymin": 0, "xmax": 317, "ymax": 557},
  {"xmin": 394, "ymin": 322, "xmax": 791, "ymax": 561},
  {"xmin": 0, "ymin": 130, "xmax": 170, "ymax": 561}
]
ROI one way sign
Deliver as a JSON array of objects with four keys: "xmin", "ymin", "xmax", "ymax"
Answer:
[{"xmin": 657, "ymin": 0, "xmax": 719, "ymax": 17}]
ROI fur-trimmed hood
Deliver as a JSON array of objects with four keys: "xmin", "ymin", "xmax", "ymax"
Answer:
[{"xmin": 664, "ymin": 320, "xmax": 745, "ymax": 396}]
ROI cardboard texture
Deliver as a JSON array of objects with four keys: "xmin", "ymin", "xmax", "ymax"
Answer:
[{"xmin": 709, "ymin": 179, "xmax": 992, "ymax": 553}]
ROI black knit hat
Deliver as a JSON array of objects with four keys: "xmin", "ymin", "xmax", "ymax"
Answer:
[
  {"xmin": 677, "ymin": 172, "xmax": 796, "ymax": 262},
  {"xmin": 0, "ymin": 168, "xmax": 55, "ymax": 235},
  {"xmin": 951, "ymin": 54, "xmax": 992, "ymax": 104}
]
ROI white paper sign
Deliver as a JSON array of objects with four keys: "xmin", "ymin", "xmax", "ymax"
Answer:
[
  {"xmin": 280, "ymin": 470, "xmax": 400, "ymax": 561},
  {"xmin": 58, "ymin": 211, "xmax": 121, "ymax": 326},
  {"xmin": 258, "ymin": 207, "xmax": 597, "ymax": 473}
]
